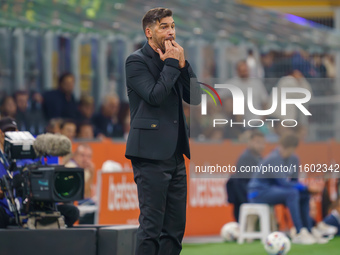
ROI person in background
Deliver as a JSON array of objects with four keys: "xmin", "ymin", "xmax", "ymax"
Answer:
[
  {"xmin": 323, "ymin": 54, "xmax": 335, "ymax": 79},
  {"xmin": 248, "ymin": 134, "xmax": 332, "ymax": 244},
  {"xmin": 77, "ymin": 95, "xmax": 95, "ymax": 123},
  {"xmin": 226, "ymin": 60, "xmax": 268, "ymax": 123},
  {"xmin": 118, "ymin": 102, "xmax": 130, "ymax": 140},
  {"xmin": 308, "ymin": 197, "xmax": 338, "ymax": 239},
  {"xmin": 14, "ymin": 90, "xmax": 30, "ymax": 132},
  {"xmin": 60, "ymin": 119, "xmax": 77, "ymax": 140},
  {"xmin": 0, "ymin": 96, "xmax": 17, "ymax": 118},
  {"xmin": 14, "ymin": 90, "xmax": 45, "ymax": 135},
  {"xmin": 226, "ymin": 131, "xmax": 265, "ymax": 222},
  {"xmin": 76, "ymin": 121, "xmax": 95, "ymax": 140},
  {"xmin": 92, "ymin": 94, "xmax": 124, "ymax": 138},
  {"xmin": 42, "ymin": 72, "xmax": 78, "ymax": 121},
  {"xmin": 270, "ymin": 68, "xmax": 313, "ymax": 122},
  {"xmin": 30, "ymin": 91, "xmax": 43, "ymax": 112},
  {"xmin": 65, "ymin": 144, "xmax": 96, "ymax": 224},
  {"xmin": 291, "ymin": 51, "xmax": 317, "ymax": 78},
  {"xmin": 246, "ymin": 49, "xmax": 264, "ymax": 78},
  {"xmin": 312, "ymin": 54, "xmax": 327, "ymax": 78},
  {"xmin": 45, "ymin": 118, "xmax": 63, "ymax": 134},
  {"xmin": 323, "ymin": 198, "xmax": 340, "ymax": 236}
]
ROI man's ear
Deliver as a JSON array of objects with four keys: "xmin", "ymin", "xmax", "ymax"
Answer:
[{"xmin": 145, "ymin": 27, "xmax": 153, "ymax": 40}]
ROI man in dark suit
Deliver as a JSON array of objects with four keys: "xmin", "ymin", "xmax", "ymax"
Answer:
[
  {"xmin": 42, "ymin": 72, "xmax": 79, "ymax": 121},
  {"xmin": 125, "ymin": 7, "xmax": 201, "ymax": 255}
]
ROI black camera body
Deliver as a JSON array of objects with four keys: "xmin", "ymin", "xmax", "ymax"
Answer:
[
  {"xmin": 26, "ymin": 165, "xmax": 84, "ymax": 202},
  {"xmin": 0, "ymin": 131, "xmax": 84, "ymax": 228}
]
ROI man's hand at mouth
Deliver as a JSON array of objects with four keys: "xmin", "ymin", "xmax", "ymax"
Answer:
[
  {"xmin": 157, "ymin": 40, "xmax": 180, "ymax": 62},
  {"xmin": 171, "ymin": 40, "xmax": 185, "ymax": 68}
]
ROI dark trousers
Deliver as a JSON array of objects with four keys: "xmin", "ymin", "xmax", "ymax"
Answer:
[
  {"xmin": 131, "ymin": 152, "xmax": 187, "ymax": 255},
  {"xmin": 0, "ymin": 206, "xmax": 9, "ymax": 228},
  {"xmin": 226, "ymin": 178, "xmax": 249, "ymax": 222},
  {"xmin": 250, "ymin": 187, "xmax": 311, "ymax": 233},
  {"xmin": 57, "ymin": 204, "xmax": 80, "ymax": 227}
]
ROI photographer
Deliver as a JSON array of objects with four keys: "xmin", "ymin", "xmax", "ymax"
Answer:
[
  {"xmin": 0, "ymin": 117, "xmax": 79, "ymax": 228},
  {"xmin": 0, "ymin": 117, "xmax": 17, "ymax": 228}
]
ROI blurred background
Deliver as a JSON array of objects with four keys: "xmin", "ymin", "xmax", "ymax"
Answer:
[
  {"xmin": 0, "ymin": 0, "xmax": 340, "ymax": 244},
  {"xmin": 1, "ymin": 0, "xmax": 340, "ymax": 141}
]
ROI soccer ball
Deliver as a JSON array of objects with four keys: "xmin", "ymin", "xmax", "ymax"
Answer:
[
  {"xmin": 220, "ymin": 222, "xmax": 240, "ymax": 242},
  {"xmin": 264, "ymin": 232, "xmax": 291, "ymax": 255}
]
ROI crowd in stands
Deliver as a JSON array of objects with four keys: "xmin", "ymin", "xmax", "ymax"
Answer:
[
  {"xmin": 0, "ymin": 72, "xmax": 130, "ymax": 141},
  {"xmin": 189, "ymin": 49, "xmax": 336, "ymax": 142},
  {"xmin": 0, "ymin": 48, "xmax": 336, "ymax": 143}
]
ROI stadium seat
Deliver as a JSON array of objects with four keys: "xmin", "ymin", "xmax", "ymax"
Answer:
[{"xmin": 237, "ymin": 203, "xmax": 277, "ymax": 244}]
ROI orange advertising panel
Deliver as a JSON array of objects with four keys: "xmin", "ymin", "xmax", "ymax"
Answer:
[
  {"xmin": 97, "ymin": 171, "xmax": 139, "ymax": 225},
  {"xmin": 96, "ymin": 160, "xmax": 235, "ymax": 236},
  {"xmin": 71, "ymin": 139, "xmax": 340, "ymax": 236}
]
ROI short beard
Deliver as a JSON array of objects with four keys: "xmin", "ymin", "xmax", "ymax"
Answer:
[{"xmin": 155, "ymin": 36, "xmax": 175, "ymax": 54}]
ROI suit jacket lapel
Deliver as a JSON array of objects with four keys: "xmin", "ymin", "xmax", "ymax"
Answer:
[
  {"xmin": 142, "ymin": 42, "xmax": 163, "ymax": 71},
  {"xmin": 142, "ymin": 42, "xmax": 178, "ymax": 96}
]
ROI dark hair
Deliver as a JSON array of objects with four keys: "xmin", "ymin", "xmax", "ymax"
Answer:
[
  {"xmin": 13, "ymin": 90, "xmax": 29, "ymax": 100},
  {"xmin": 76, "ymin": 120, "xmax": 93, "ymax": 135},
  {"xmin": 279, "ymin": 134, "xmax": 299, "ymax": 149},
  {"xmin": 60, "ymin": 119, "xmax": 76, "ymax": 130},
  {"xmin": 45, "ymin": 118, "xmax": 63, "ymax": 133},
  {"xmin": 250, "ymin": 130, "xmax": 264, "ymax": 140},
  {"xmin": 79, "ymin": 95, "xmax": 94, "ymax": 106},
  {"xmin": 58, "ymin": 72, "xmax": 74, "ymax": 87},
  {"xmin": 142, "ymin": 8, "xmax": 172, "ymax": 34}
]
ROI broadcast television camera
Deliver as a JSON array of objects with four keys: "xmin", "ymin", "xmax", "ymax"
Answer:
[{"xmin": 0, "ymin": 132, "xmax": 84, "ymax": 229}]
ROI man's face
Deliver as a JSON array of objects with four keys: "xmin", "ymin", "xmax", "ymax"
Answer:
[
  {"xmin": 78, "ymin": 125, "xmax": 94, "ymax": 139},
  {"xmin": 103, "ymin": 97, "xmax": 120, "ymax": 117},
  {"xmin": 148, "ymin": 16, "xmax": 175, "ymax": 53},
  {"xmin": 73, "ymin": 146, "xmax": 93, "ymax": 169},
  {"xmin": 16, "ymin": 94, "xmax": 29, "ymax": 112},
  {"xmin": 237, "ymin": 62, "xmax": 249, "ymax": 79},
  {"xmin": 61, "ymin": 123, "xmax": 76, "ymax": 140},
  {"xmin": 79, "ymin": 104, "xmax": 94, "ymax": 119},
  {"xmin": 60, "ymin": 76, "xmax": 75, "ymax": 95},
  {"xmin": 3, "ymin": 97, "xmax": 17, "ymax": 116},
  {"xmin": 280, "ymin": 146, "xmax": 296, "ymax": 159},
  {"xmin": 249, "ymin": 136, "xmax": 265, "ymax": 155}
]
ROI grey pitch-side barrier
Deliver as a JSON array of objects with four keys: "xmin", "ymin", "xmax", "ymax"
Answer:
[{"xmin": 0, "ymin": 225, "xmax": 138, "ymax": 255}]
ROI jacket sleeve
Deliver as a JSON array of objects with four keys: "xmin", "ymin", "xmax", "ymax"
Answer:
[
  {"xmin": 125, "ymin": 54, "xmax": 181, "ymax": 106},
  {"xmin": 178, "ymin": 61, "xmax": 201, "ymax": 105}
]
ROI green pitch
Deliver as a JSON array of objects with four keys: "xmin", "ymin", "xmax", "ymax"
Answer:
[{"xmin": 182, "ymin": 237, "xmax": 340, "ymax": 255}]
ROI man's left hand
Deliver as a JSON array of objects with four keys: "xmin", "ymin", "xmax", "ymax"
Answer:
[{"xmin": 171, "ymin": 40, "xmax": 185, "ymax": 68}]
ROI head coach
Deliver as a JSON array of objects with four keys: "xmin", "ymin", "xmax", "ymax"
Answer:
[{"xmin": 125, "ymin": 7, "xmax": 201, "ymax": 255}]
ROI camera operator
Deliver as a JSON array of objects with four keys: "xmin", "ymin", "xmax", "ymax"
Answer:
[{"xmin": 0, "ymin": 117, "xmax": 79, "ymax": 228}]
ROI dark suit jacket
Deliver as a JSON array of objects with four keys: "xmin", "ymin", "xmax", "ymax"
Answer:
[
  {"xmin": 92, "ymin": 112, "xmax": 124, "ymax": 138},
  {"xmin": 125, "ymin": 42, "xmax": 201, "ymax": 160},
  {"xmin": 42, "ymin": 89, "xmax": 78, "ymax": 121}
]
